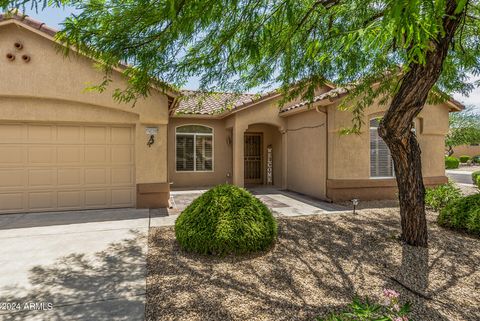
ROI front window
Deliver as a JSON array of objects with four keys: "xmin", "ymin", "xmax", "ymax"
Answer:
[
  {"xmin": 176, "ymin": 125, "xmax": 213, "ymax": 172},
  {"xmin": 370, "ymin": 118, "xmax": 394, "ymax": 178}
]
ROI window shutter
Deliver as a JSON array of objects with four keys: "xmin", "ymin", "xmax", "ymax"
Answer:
[
  {"xmin": 370, "ymin": 119, "xmax": 394, "ymax": 177},
  {"xmin": 195, "ymin": 135, "xmax": 213, "ymax": 171},
  {"xmin": 176, "ymin": 135, "xmax": 194, "ymax": 171}
]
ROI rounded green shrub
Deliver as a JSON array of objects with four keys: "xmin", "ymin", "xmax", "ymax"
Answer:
[
  {"xmin": 472, "ymin": 155, "xmax": 480, "ymax": 164},
  {"xmin": 459, "ymin": 155, "xmax": 470, "ymax": 163},
  {"xmin": 438, "ymin": 194, "xmax": 480, "ymax": 235},
  {"xmin": 477, "ymin": 176, "xmax": 480, "ymax": 189},
  {"xmin": 472, "ymin": 171, "xmax": 480, "ymax": 185},
  {"xmin": 425, "ymin": 181, "xmax": 462, "ymax": 212},
  {"xmin": 175, "ymin": 184, "xmax": 277, "ymax": 255},
  {"xmin": 445, "ymin": 156, "xmax": 460, "ymax": 169}
]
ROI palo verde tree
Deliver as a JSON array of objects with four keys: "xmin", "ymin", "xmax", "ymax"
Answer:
[
  {"xmin": 4, "ymin": 0, "xmax": 480, "ymax": 246},
  {"xmin": 446, "ymin": 107, "xmax": 480, "ymax": 156}
]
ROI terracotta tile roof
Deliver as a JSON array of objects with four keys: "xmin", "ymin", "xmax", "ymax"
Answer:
[
  {"xmin": 0, "ymin": 11, "xmax": 57, "ymax": 37},
  {"xmin": 176, "ymin": 90, "xmax": 265, "ymax": 115},
  {"xmin": 280, "ymin": 87, "xmax": 349, "ymax": 114}
]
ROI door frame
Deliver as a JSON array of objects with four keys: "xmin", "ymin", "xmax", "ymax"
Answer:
[{"xmin": 244, "ymin": 132, "xmax": 263, "ymax": 185}]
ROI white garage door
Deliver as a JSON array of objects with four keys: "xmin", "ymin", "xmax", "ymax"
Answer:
[{"xmin": 0, "ymin": 123, "xmax": 135, "ymax": 214}]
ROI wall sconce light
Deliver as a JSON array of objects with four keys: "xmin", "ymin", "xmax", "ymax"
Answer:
[
  {"xmin": 146, "ymin": 127, "xmax": 158, "ymax": 148},
  {"xmin": 351, "ymin": 199, "xmax": 359, "ymax": 214}
]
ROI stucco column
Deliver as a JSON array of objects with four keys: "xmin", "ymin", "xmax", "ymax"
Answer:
[
  {"xmin": 232, "ymin": 124, "xmax": 247, "ymax": 187},
  {"xmin": 281, "ymin": 128, "xmax": 288, "ymax": 189}
]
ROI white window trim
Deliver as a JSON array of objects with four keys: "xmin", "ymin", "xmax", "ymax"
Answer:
[
  {"xmin": 175, "ymin": 125, "xmax": 215, "ymax": 173},
  {"xmin": 369, "ymin": 122, "xmax": 395, "ymax": 179}
]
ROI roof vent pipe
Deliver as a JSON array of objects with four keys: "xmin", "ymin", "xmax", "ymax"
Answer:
[{"xmin": 6, "ymin": 53, "xmax": 15, "ymax": 61}]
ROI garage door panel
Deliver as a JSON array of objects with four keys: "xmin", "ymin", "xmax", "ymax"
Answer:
[
  {"xmin": 85, "ymin": 190, "xmax": 109, "ymax": 207},
  {"xmin": 28, "ymin": 191, "xmax": 56, "ymax": 210},
  {"xmin": 57, "ymin": 126, "xmax": 83, "ymax": 143},
  {"xmin": 0, "ymin": 193, "xmax": 24, "ymax": 211},
  {"xmin": 111, "ymin": 167, "xmax": 134, "ymax": 185},
  {"xmin": 0, "ymin": 124, "xmax": 24, "ymax": 142},
  {"xmin": 85, "ymin": 146, "xmax": 108, "ymax": 163},
  {"xmin": 0, "ymin": 123, "xmax": 135, "ymax": 214},
  {"xmin": 84, "ymin": 168, "xmax": 109, "ymax": 185},
  {"xmin": 112, "ymin": 188, "xmax": 135, "ymax": 207},
  {"xmin": 28, "ymin": 169, "xmax": 56, "ymax": 187},
  {"xmin": 28, "ymin": 147, "xmax": 56, "ymax": 164},
  {"xmin": 57, "ymin": 168, "xmax": 83, "ymax": 186},
  {"xmin": 0, "ymin": 146, "xmax": 25, "ymax": 164},
  {"xmin": 111, "ymin": 127, "xmax": 133, "ymax": 144},
  {"xmin": 0, "ymin": 169, "xmax": 25, "ymax": 188},
  {"xmin": 57, "ymin": 191, "xmax": 82, "ymax": 208},
  {"xmin": 57, "ymin": 146, "xmax": 84, "ymax": 163},
  {"xmin": 85, "ymin": 126, "xmax": 107, "ymax": 143},
  {"xmin": 28, "ymin": 125, "xmax": 54, "ymax": 142}
]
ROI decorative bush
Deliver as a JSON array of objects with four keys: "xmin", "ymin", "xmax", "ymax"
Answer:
[
  {"xmin": 445, "ymin": 156, "xmax": 460, "ymax": 169},
  {"xmin": 317, "ymin": 289, "xmax": 410, "ymax": 321},
  {"xmin": 459, "ymin": 155, "xmax": 470, "ymax": 163},
  {"xmin": 477, "ymin": 176, "xmax": 480, "ymax": 189},
  {"xmin": 175, "ymin": 184, "xmax": 277, "ymax": 255},
  {"xmin": 438, "ymin": 194, "xmax": 480, "ymax": 235},
  {"xmin": 472, "ymin": 155, "xmax": 480, "ymax": 164},
  {"xmin": 425, "ymin": 181, "xmax": 462, "ymax": 212},
  {"xmin": 472, "ymin": 171, "xmax": 480, "ymax": 185}
]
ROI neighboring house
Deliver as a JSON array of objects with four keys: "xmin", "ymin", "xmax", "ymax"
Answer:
[
  {"xmin": 452, "ymin": 144, "xmax": 480, "ymax": 158},
  {"xmin": 0, "ymin": 14, "xmax": 464, "ymax": 214}
]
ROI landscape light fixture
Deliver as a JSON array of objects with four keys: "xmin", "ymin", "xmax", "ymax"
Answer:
[{"xmin": 351, "ymin": 199, "xmax": 359, "ymax": 214}]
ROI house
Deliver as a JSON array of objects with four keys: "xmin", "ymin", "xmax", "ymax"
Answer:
[{"xmin": 0, "ymin": 14, "xmax": 463, "ymax": 214}]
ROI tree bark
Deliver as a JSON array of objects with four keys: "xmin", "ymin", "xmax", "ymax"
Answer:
[{"xmin": 378, "ymin": 0, "xmax": 464, "ymax": 247}]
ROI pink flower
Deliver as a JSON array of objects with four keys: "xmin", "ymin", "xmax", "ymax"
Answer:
[
  {"xmin": 383, "ymin": 288, "xmax": 400, "ymax": 299},
  {"xmin": 394, "ymin": 318, "xmax": 403, "ymax": 321}
]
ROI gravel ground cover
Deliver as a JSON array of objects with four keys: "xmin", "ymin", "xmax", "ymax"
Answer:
[{"xmin": 146, "ymin": 208, "xmax": 480, "ymax": 321}]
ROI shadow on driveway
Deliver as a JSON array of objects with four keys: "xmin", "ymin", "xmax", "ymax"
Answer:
[{"xmin": 0, "ymin": 230, "xmax": 146, "ymax": 321}]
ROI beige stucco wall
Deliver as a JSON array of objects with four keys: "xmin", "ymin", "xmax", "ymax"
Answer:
[
  {"xmin": 285, "ymin": 109, "xmax": 327, "ymax": 199},
  {"xmin": 453, "ymin": 145, "xmax": 480, "ymax": 157},
  {"xmin": 0, "ymin": 22, "xmax": 170, "ymax": 187},
  {"xmin": 168, "ymin": 118, "xmax": 232, "ymax": 188},
  {"xmin": 327, "ymin": 99, "xmax": 450, "ymax": 181}
]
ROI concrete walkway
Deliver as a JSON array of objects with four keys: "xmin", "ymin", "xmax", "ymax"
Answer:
[
  {"xmin": 169, "ymin": 187, "xmax": 348, "ymax": 216},
  {"xmin": 0, "ymin": 208, "xmax": 174, "ymax": 321},
  {"xmin": 446, "ymin": 169, "xmax": 476, "ymax": 185}
]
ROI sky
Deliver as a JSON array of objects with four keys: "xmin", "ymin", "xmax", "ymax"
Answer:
[{"xmin": 21, "ymin": 7, "xmax": 480, "ymax": 113}]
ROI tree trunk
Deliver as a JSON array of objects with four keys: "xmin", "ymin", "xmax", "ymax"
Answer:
[{"xmin": 378, "ymin": 0, "xmax": 464, "ymax": 247}]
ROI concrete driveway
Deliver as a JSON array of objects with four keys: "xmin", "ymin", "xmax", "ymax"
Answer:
[{"xmin": 0, "ymin": 208, "xmax": 173, "ymax": 321}]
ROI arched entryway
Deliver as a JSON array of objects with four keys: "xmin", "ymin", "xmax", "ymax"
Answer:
[{"xmin": 243, "ymin": 123, "xmax": 283, "ymax": 187}]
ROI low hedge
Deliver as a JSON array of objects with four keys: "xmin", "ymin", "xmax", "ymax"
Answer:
[
  {"xmin": 425, "ymin": 181, "xmax": 462, "ymax": 211},
  {"xmin": 175, "ymin": 184, "xmax": 277, "ymax": 255},
  {"xmin": 438, "ymin": 194, "xmax": 480, "ymax": 235},
  {"xmin": 459, "ymin": 155, "xmax": 470, "ymax": 163},
  {"xmin": 472, "ymin": 171, "xmax": 480, "ymax": 185},
  {"xmin": 445, "ymin": 156, "xmax": 460, "ymax": 169}
]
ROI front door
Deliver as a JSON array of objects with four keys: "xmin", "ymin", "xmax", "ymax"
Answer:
[{"xmin": 244, "ymin": 133, "xmax": 262, "ymax": 184}]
